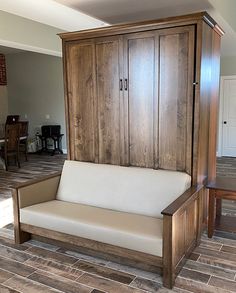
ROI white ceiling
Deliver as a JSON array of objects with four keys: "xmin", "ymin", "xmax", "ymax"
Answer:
[
  {"xmin": 0, "ymin": 0, "xmax": 236, "ymax": 56},
  {"xmin": 54, "ymin": 0, "xmax": 212, "ymax": 24},
  {"xmin": 53, "ymin": 0, "xmax": 236, "ymax": 57}
]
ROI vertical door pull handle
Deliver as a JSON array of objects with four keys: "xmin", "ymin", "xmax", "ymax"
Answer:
[
  {"xmin": 124, "ymin": 78, "xmax": 128, "ymax": 91},
  {"xmin": 119, "ymin": 79, "xmax": 123, "ymax": 91}
]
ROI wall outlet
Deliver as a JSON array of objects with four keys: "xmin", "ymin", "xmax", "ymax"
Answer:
[
  {"xmin": 45, "ymin": 114, "xmax": 50, "ymax": 120},
  {"xmin": 24, "ymin": 114, "xmax": 28, "ymax": 119}
]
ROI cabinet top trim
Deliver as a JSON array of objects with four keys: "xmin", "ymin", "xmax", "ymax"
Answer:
[{"xmin": 59, "ymin": 11, "xmax": 224, "ymax": 41}]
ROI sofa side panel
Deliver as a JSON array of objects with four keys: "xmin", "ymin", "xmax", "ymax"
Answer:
[
  {"xmin": 163, "ymin": 186, "xmax": 204, "ymax": 288},
  {"xmin": 18, "ymin": 176, "xmax": 60, "ymax": 209}
]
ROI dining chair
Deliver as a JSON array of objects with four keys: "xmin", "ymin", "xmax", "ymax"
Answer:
[
  {"xmin": 6, "ymin": 115, "xmax": 20, "ymax": 124},
  {"xmin": 0, "ymin": 123, "xmax": 4, "ymax": 138},
  {"xmin": 19, "ymin": 121, "xmax": 29, "ymax": 161},
  {"xmin": 1, "ymin": 123, "xmax": 21, "ymax": 171}
]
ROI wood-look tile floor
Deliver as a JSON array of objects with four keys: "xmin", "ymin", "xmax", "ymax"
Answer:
[
  {"xmin": 0, "ymin": 154, "xmax": 66, "ymax": 227},
  {"xmin": 0, "ymin": 226, "xmax": 236, "ymax": 293},
  {"xmin": 0, "ymin": 155, "xmax": 236, "ymax": 293}
]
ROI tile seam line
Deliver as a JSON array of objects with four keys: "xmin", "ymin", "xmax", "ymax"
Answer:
[{"xmin": 186, "ymin": 259, "xmax": 236, "ymax": 279}]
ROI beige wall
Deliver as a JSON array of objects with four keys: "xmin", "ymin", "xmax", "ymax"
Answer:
[
  {"xmin": 0, "ymin": 10, "xmax": 63, "ymax": 56},
  {"xmin": 6, "ymin": 52, "xmax": 67, "ymax": 151},
  {"xmin": 0, "ymin": 86, "xmax": 8, "ymax": 123},
  {"xmin": 221, "ymin": 56, "xmax": 236, "ymax": 76}
]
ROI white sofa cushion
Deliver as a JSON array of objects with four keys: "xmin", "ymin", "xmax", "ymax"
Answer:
[
  {"xmin": 20, "ymin": 200, "xmax": 163, "ymax": 256},
  {"xmin": 56, "ymin": 161, "xmax": 191, "ymax": 218}
]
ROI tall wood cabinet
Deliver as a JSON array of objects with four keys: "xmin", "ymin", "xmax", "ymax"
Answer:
[{"xmin": 60, "ymin": 12, "xmax": 223, "ymax": 184}]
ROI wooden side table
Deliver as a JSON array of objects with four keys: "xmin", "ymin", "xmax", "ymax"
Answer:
[{"xmin": 207, "ymin": 177, "xmax": 236, "ymax": 238}]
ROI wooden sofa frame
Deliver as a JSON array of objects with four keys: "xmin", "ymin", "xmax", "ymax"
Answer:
[{"xmin": 13, "ymin": 171, "xmax": 205, "ymax": 289}]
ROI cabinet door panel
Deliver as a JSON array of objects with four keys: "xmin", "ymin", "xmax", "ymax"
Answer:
[
  {"xmin": 158, "ymin": 27, "xmax": 195, "ymax": 173},
  {"xmin": 124, "ymin": 33, "xmax": 156, "ymax": 168},
  {"xmin": 66, "ymin": 42, "xmax": 97, "ymax": 162},
  {"xmin": 96, "ymin": 37, "xmax": 123, "ymax": 164}
]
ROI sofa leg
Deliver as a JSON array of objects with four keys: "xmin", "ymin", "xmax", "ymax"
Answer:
[
  {"xmin": 163, "ymin": 267, "xmax": 175, "ymax": 289},
  {"xmin": 163, "ymin": 277, "xmax": 174, "ymax": 289},
  {"xmin": 15, "ymin": 229, "xmax": 31, "ymax": 244}
]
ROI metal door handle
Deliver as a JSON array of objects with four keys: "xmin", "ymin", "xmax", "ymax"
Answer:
[
  {"xmin": 124, "ymin": 79, "xmax": 128, "ymax": 91},
  {"xmin": 119, "ymin": 79, "xmax": 123, "ymax": 91}
]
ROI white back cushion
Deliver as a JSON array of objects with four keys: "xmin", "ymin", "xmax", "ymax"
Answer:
[{"xmin": 56, "ymin": 161, "xmax": 191, "ymax": 218}]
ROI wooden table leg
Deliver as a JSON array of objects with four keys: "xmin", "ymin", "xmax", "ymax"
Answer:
[
  {"xmin": 216, "ymin": 198, "xmax": 222, "ymax": 217},
  {"xmin": 0, "ymin": 157, "xmax": 6, "ymax": 170},
  {"xmin": 208, "ymin": 189, "xmax": 216, "ymax": 238}
]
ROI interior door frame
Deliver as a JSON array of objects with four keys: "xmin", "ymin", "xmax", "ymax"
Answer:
[{"xmin": 218, "ymin": 75, "xmax": 236, "ymax": 157}]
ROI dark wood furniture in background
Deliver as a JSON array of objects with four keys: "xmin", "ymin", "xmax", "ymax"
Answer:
[
  {"xmin": 0, "ymin": 54, "xmax": 7, "ymax": 85},
  {"xmin": 51, "ymin": 134, "xmax": 64, "ymax": 155},
  {"xmin": 1, "ymin": 123, "xmax": 21, "ymax": 171},
  {"xmin": 6, "ymin": 115, "xmax": 20, "ymax": 124},
  {"xmin": 19, "ymin": 121, "xmax": 29, "ymax": 161},
  {"xmin": 52, "ymin": 12, "xmax": 221, "ymax": 288},
  {"xmin": 38, "ymin": 125, "xmax": 64, "ymax": 155},
  {"xmin": 207, "ymin": 177, "xmax": 236, "ymax": 237}
]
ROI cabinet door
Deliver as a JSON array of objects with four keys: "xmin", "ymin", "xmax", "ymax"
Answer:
[
  {"xmin": 66, "ymin": 41, "xmax": 97, "ymax": 162},
  {"xmin": 95, "ymin": 37, "xmax": 124, "ymax": 165},
  {"xmin": 158, "ymin": 26, "xmax": 195, "ymax": 173},
  {"xmin": 123, "ymin": 32, "xmax": 157, "ymax": 168}
]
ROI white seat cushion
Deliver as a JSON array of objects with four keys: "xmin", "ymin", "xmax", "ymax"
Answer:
[
  {"xmin": 56, "ymin": 161, "xmax": 191, "ymax": 218},
  {"xmin": 20, "ymin": 200, "xmax": 163, "ymax": 257}
]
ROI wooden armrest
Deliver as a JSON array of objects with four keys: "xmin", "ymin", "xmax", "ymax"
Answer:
[
  {"xmin": 12, "ymin": 172, "xmax": 61, "ymax": 209},
  {"xmin": 13, "ymin": 171, "xmax": 61, "ymax": 244},
  {"xmin": 162, "ymin": 184, "xmax": 205, "ymax": 288},
  {"xmin": 12, "ymin": 171, "xmax": 62, "ymax": 190},
  {"xmin": 161, "ymin": 185, "xmax": 203, "ymax": 216}
]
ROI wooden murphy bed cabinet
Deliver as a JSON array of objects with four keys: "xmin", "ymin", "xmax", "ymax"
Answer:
[
  {"xmin": 58, "ymin": 12, "xmax": 223, "ymax": 288},
  {"xmin": 63, "ymin": 25, "xmax": 196, "ymax": 172},
  {"xmin": 60, "ymin": 12, "xmax": 223, "ymax": 183}
]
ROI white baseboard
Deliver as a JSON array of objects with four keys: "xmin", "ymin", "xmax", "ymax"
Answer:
[{"xmin": 62, "ymin": 149, "xmax": 67, "ymax": 154}]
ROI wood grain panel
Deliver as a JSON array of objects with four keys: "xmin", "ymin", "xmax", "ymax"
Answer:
[
  {"xmin": 96, "ymin": 37, "xmax": 123, "ymax": 164},
  {"xmin": 185, "ymin": 199, "xmax": 198, "ymax": 248},
  {"xmin": 0, "ymin": 255, "xmax": 35, "ymax": 277},
  {"xmin": 20, "ymin": 224, "xmax": 162, "ymax": 270},
  {"xmin": 24, "ymin": 255, "xmax": 83, "ymax": 280},
  {"xmin": 3, "ymin": 275, "xmax": 63, "ymax": 293},
  {"xmin": 0, "ymin": 269, "xmax": 14, "ymax": 284},
  {"xmin": 198, "ymin": 188, "xmax": 207, "ymax": 233},
  {"xmin": 197, "ymin": 23, "xmax": 212, "ymax": 183},
  {"xmin": 173, "ymin": 212, "xmax": 186, "ymax": 266},
  {"xmin": 59, "ymin": 12, "xmax": 223, "ymax": 42},
  {"xmin": 208, "ymin": 29, "xmax": 221, "ymax": 181},
  {"xmin": 73, "ymin": 260, "xmax": 135, "ymax": 284},
  {"xmin": 162, "ymin": 187, "xmax": 204, "ymax": 288},
  {"xmin": 158, "ymin": 26, "xmax": 195, "ymax": 173},
  {"xmin": 28, "ymin": 271, "xmax": 91, "ymax": 293},
  {"xmin": 78, "ymin": 273, "xmax": 142, "ymax": 293},
  {"xmin": 124, "ymin": 33, "xmax": 156, "ymax": 167},
  {"xmin": 67, "ymin": 42, "xmax": 97, "ymax": 162}
]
